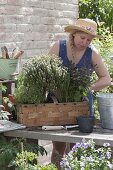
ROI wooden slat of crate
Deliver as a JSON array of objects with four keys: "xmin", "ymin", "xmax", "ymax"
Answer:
[{"xmin": 17, "ymin": 101, "xmax": 89, "ymax": 127}]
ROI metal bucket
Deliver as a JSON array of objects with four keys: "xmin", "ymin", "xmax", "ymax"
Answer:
[{"xmin": 97, "ymin": 93, "xmax": 113, "ymax": 129}]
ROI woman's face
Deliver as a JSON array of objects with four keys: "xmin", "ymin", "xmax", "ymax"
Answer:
[{"xmin": 73, "ymin": 31, "xmax": 94, "ymax": 50}]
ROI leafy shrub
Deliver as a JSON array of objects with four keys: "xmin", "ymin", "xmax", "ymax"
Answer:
[
  {"xmin": 92, "ymin": 27, "xmax": 113, "ymax": 93},
  {"xmin": 79, "ymin": 0, "xmax": 113, "ymax": 32},
  {"xmin": 0, "ymin": 136, "xmax": 47, "ymax": 170},
  {"xmin": 91, "ymin": 27, "xmax": 113, "ymax": 119},
  {"xmin": 14, "ymin": 150, "xmax": 57, "ymax": 170}
]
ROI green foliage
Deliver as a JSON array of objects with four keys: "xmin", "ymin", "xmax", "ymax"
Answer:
[
  {"xmin": 0, "ymin": 83, "xmax": 7, "ymax": 93},
  {"xmin": 11, "ymin": 141, "xmax": 57, "ymax": 170},
  {"xmin": 93, "ymin": 27, "xmax": 113, "ymax": 59},
  {"xmin": 3, "ymin": 97, "xmax": 16, "ymax": 113},
  {"xmin": 67, "ymin": 64, "xmax": 93, "ymax": 102},
  {"xmin": 14, "ymin": 54, "xmax": 92, "ymax": 104},
  {"xmin": 14, "ymin": 151, "xmax": 38, "ymax": 170},
  {"xmin": 79, "ymin": 0, "xmax": 113, "ymax": 32},
  {"xmin": 13, "ymin": 150, "xmax": 57, "ymax": 170},
  {"xmin": 0, "ymin": 136, "xmax": 18, "ymax": 170},
  {"xmin": 92, "ymin": 27, "xmax": 113, "ymax": 119},
  {"xmin": 0, "ymin": 136, "xmax": 47, "ymax": 170},
  {"xmin": 14, "ymin": 54, "xmax": 69, "ymax": 103},
  {"xmin": 92, "ymin": 27, "xmax": 113, "ymax": 93},
  {"xmin": 38, "ymin": 164, "xmax": 57, "ymax": 170}
]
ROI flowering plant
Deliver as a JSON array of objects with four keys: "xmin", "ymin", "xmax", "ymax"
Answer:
[{"xmin": 60, "ymin": 139, "xmax": 113, "ymax": 170}]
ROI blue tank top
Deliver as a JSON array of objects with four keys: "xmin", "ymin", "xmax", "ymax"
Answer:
[
  {"xmin": 59, "ymin": 39, "xmax": 93, "ymax": 70},
  {"xmin": 59, "ymin": 40, "xmax": 94, "ymax": 117}
]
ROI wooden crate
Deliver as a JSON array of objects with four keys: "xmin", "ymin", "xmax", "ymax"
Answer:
[{"xmin": 17, "ymin": 101, "xmax": 89, "ymax": 127}]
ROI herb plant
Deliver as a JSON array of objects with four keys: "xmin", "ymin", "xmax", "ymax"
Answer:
[{"xmin": 14, "ymin": 54, "xmax": 92, "ymax": 104}]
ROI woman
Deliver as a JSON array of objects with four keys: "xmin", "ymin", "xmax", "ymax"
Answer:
[{"xmin": 48, "ymin": 18, "xmax": 111, "ymax": 169}]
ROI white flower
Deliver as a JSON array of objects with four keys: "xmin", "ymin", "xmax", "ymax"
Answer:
[
  {"xmin": 106, "ymin": 151, "xmax": 112, "ymax": 159},
  {"xmin": 107, "ymin": 162, "xmax": 113, "ymax": 169},
  {"xmin": 80, "ymin": 161, "xmax": 85, "ymax": 167},
  {"xmin": 103, "ymin": 143, "xmax": 110, "ymax": 147}
]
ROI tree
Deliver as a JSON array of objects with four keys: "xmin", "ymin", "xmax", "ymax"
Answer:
[{"xmin": 79, "ymin": 0, "xmax": 113, "ymax": 32}]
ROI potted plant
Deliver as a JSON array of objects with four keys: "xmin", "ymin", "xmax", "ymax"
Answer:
[{"xmin": 14, "ymin": 54, "xmax": 92, "ymax": 127}]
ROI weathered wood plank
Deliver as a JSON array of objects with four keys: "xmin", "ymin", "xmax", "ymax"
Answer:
[{"xmin": 4, "ymin": 126, "xmax": 113, "ymax": 147}]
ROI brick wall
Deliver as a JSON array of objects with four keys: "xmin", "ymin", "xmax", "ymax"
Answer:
[{"xmin": 0, "ymin": 0, "xmax": 79, "ymax": 64}]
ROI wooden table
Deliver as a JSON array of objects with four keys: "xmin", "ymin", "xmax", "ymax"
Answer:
[{"xmin": 3, "ymin": 123, "xmax": 113, "ymax": 146}]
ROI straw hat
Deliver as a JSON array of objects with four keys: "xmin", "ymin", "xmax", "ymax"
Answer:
[{"xmin": 64, "ymin": 18, "xmax": 100, "ymax": 38}]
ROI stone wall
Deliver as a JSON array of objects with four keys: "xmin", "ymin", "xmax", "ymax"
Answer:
[{"xmin": 0, "ymin": 0, "xmax": 79, "ymax": 64}]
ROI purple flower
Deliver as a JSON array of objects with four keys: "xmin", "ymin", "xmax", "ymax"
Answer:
[
  {"xmin": 81, "ymin": 142, "xmax": 91, "ymax": 149},
  {"xmin": 72, "ymin": 142, "xmax": 81, "ymax": 151},
  {"xmin": 60, "ymin": 139, "xmax": 113, "ymax": 170}
]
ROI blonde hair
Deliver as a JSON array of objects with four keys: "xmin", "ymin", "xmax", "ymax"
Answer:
[{"xmin": 69, "ymin": 33, "xmax": 75, "ymax": 63}]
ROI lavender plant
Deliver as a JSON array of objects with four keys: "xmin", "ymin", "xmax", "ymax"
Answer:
[{"xmin": 60, "ymin": 139, "xmax": 113, "ymax": 170}]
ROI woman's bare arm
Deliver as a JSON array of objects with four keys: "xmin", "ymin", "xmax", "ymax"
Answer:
[
  {"xmin": 90, "ymin": 50, "xmax": 111, "ymax": 91},
  {"xmin": 48, "ymin": 41, "xmax": 59, "ymax": 56}
]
